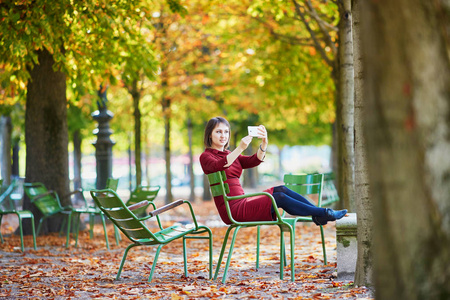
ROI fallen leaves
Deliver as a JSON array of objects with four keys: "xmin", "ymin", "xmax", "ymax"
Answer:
[{"xmin": 0, "ymin": 201, "xmax": 373, "ymax": 299}]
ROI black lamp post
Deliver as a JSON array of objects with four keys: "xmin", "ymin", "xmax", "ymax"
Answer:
[{"xmin": 92, "ymin": 85, "xmax": 115, "ymax": 189}]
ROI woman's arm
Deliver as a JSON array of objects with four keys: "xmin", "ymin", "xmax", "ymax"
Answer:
[
  {"xmin": 224, "ymin": 135, "xmax": 253, "ymax": 167},
  {"xmin": 256, "ymin": 125, "xmax": 268, "ymax": 161}
]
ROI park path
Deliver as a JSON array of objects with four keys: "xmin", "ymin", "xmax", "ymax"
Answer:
[{"xmin": 0, "ymin": 200, "xmax": 373, "ymax": 299}]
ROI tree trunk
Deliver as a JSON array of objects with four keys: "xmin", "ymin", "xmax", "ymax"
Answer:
[
  {"xmin": 162, "ymin": 95, "xmax": 173, "ymax": 204},
  {"xmin": 352, "ymin": 0, "xmax": 373, "ymax": 287},
  {"xmin": 131, "ymin": 79, "xmax": 142, "ymax": 187},
  {"xmin": 187, "ymin": 117, "xmax": 195, "ymax": 202},
  {"xmin": 11, "ymin": 140, "xmax": 20, "ymax": 178},
  {"xmin": 337, "ymin": 0, "xmax": 355, "ymax": 212},
  {"xmin": 361, "ymin": 1, "xmax": 450, "ymax": 299},
  {"xmin": 25, "ymin": 48, "xmax": 69, "ymax": 233},
  {"xmin": 0, "ymin": 116, "xmax": 12, "ymax": 185},
  {"xmin": 72, "ymin": 130, "xmax": 83, "ymax": 202},
  {"xmin": 144, "ymin": 133, "xmax": 151, "ymax": 185}
]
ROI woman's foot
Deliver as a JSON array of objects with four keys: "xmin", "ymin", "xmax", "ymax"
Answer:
[{"xmin": 313, "ymin": 208, "xmax": 348, "ymax": 226}]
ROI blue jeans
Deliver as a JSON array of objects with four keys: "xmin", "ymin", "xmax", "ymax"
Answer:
[{"xmin": 271, "ymin": 185, "xmax": 326, "ymax": 217}]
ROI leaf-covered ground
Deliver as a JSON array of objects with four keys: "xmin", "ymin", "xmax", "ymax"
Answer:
[{"xmin": 0, "ymin": 201, "xmax": 374, "ymax": 299}]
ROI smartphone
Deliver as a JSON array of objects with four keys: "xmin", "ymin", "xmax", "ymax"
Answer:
[{"xmin": 248, "ymin": 126, "xmax": 260, "ymax": 137}]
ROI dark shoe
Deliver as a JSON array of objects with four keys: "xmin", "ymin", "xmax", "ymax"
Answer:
[
  {"xmin": 325, "ymin": 208, "xmax": 348, "ymax": 221},
  {"xmin": 312, "ymin": 216, "xmax": 328, "ymax": 226},
  {"xmin": 313, "ymin": 208, "xmax": 347, "ymax": 226}
]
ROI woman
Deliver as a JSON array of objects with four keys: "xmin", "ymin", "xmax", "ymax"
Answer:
[{"xmin": 199, "ymin": 116, "xmax": 347, "ymax": 226}]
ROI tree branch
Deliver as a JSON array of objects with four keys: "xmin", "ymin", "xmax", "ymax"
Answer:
[
  {"xmin": 305, "ymin": 0, "xmax": 338, "ymax": 55},
  {"xmin": 291, "ymin": 0, "xmax": 334, "ymax": 67}
]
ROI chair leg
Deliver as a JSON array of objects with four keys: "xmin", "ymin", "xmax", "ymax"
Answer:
[
  {"xmin": 36, "ymin": 218, "xmax": 45, "ymax": 237},
  {"xmin": 100, "ymin": 214, "xmax": 110, "ymax": 250},
  {"xmin": 213, "ymin": 226, "xmax": 233, "ymax": 281},
  {"xmin": 148, "ymin": 244, "xmax": 164, "ymax": 282},
  {"xmin": 30, "ymin": 215, "xmax": 37, "ymax": 250},
  {"xmin": 281, "ymin": 230, "xmax": 286, "ymax": 268},
  {"xmin": 116, "ymin": 244, "xmax": 139, "ymax": 280},
  {"xmin": 0, "ymin": 215, "xmax": 4, "ymax": 244},
  {"xmin": 89, "ymin": 213, "xmax": 94, "ymax": 239},
  {"xmin": 114, "ymin": 225, "xmax": 121, "ymax": 245},
  {"xmin": 256, "ymin": 226, "xmax": 260, "ymax": 269},
  {"xmin": 183, "ymin": 226, "xmax": 214, "ymax": 280},
  {"xmin": 74, "ymin": 213, "xmax": 82, "ymax": 247},
  {"xmin": 220, "ymin": 226, "xmax": 241, "ymax": 284},
  {"xmin": 204, "ymin": 226, "xmax": 214, "ymax": 280},
  {"xmin": 288, "ymin": 225, "xmax": 295, "ymax": 282},
  {"xmin": 279, "ymin": 226, "xmax": 285, "ymax": 280},
  {"xmin": 17, "ymin": 215, "xmax": 24, "ymax": 252},
  {"xmin": 66, "ymin": 213, "xmax": 73, "ymax": 248},
  {"xmin": 183, "ymin": 236, "xmax": 188, "ymax": 277},
  {"xmin": 59, "ymin": 217, "xmax": 67, "ymax": 237},
  {"xmin": 319, "ymin": 225, "xmax": 327, "ymax": 265}
]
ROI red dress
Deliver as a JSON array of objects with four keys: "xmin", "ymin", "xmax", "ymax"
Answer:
[{"xmin": 200, "ymin": 148, "xmax": 275, "ymax": 225}]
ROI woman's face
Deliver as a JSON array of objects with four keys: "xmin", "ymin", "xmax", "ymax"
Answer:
[{"xmin": 210, "ymin": 122, "xmax": 230, "ymax": 150}]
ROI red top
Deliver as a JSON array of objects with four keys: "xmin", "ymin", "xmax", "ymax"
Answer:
[{"xmin": 200, "ymin": 148, "xmax": 274, "ymax": 225}]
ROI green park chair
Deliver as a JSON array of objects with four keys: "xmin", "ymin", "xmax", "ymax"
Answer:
[
  {"xmin": 126, "ymin": 185, "xmax": 161, "ymax": 217},
  {"xmin": 106, "ymin": 178, "xmax": 121, "ymax": 245},
  {"xmin": 206, "ymin": 170, "xmax": 296, "ymax": 283},
  {"xmin": 24, "ymin": 182, "xmax": 109, "ymax": 249},
  {"xmin": 282, "ymin": 173, "xmax": 328, "ymax": 264},
  {"xmin": 322, "ymin": 172, "xmax": 340, "ymax": 207},
  {"xmin": 106, "ymin": 178, "xmax": 119, "ymax": 192},
  {"xmin": 0, "ymin": 180, "xmax": 37, "ymax": 251},
  {"xmin": 90, "ymin": 189, "xmax": 213, "ymax": 282}
]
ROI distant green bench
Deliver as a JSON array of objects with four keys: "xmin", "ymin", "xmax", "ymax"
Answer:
[
  {"xmin": 1, "ymin": 180, "xmax": 37, "ymax": 251},
  {"xmin": 321, "ymin": 172, "xmax": 340, "ymax": 207}
]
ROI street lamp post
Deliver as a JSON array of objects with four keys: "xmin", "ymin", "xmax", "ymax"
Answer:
[{"xmin": 92, "ymin": 85, "xmax": 115, "ymax": 189}]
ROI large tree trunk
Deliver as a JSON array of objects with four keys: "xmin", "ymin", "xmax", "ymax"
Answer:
[
  {"xmin": 0, "ymin": 116, "xmax": 12, "ymax": 185},
  {"xmin": 361, "ymin": 1, "xmax": 450, "ymax": 299},
  {"xmin": 25, "ymin": 49, "xmax": 69, "ymax": 233},
  {"xmin": 352, "ymin": 0, "xmax": 373, "ymax": 287},
  {"xmin": 336, "ymin": 0, "xmax": 355, "ymax": 212}
]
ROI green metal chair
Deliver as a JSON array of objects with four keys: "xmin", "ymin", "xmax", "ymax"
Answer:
[
  {"xmin": 90, "ymin": 189, "xmax": 213, "ymax": 282},
  {"xmin": 126, "ymin": 185, "xmax": 161, "ymax": 217},
  {"xmin": 0, "ymin": 180, "xmax": 37, "ymax": 251},
  {"xmin": 207, "ymin": 170, "xmax": 296, "ymax": 283},
  {"xmin": 24, "ymin": 182, "xmax": 109, "ymax": 249},
  {"xmin": 106, "ymin": 178, "xmax": 121, "ymax": 245},
  {"xmin": 322, "ymin": 172, "xmax": 340, "ymax": 207},
  {"xmin": 281, "ymin": 173, "xmax": 328, "ymax": 264}
]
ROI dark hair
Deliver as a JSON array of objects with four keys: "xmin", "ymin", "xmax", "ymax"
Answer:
[{"xmin": 204, "ymin": 117, "xmax": 231, "ymax": 149}]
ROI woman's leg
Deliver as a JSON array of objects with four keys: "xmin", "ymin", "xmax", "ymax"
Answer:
[
  {"xmin": 273, "ymin": 186, "xmax": 317, "ymax": 207},
  {"xmin": 272, "ymin": 189, "xmax": 326, "ymax": 217},
  {"xmin": 272, "ymin": 185, "xmax": 347, "ymax": 222}
]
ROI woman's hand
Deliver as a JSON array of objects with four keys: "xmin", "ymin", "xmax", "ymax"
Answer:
[
  {"xmin": 237, "ymin": 135, "xmax": 253, "ymax": 152},
  {"xmin": 257, "ymin": 125, "xmax": 268, "ymax": 146},
  {"xmin": 225, "ymin": 135, "xmax": 253, "ymax": 167}
]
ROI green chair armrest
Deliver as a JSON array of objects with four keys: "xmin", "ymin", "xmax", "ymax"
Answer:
[
  {"xmin": 148, "ymin": 199, "xmax": 184, "ymax": 217},
  {"xmin": 226, "ymin": 191, "xmax": 284, "ymax": 225},
  {"xmin": 128, "ymin": 200, "xmax": 149, "ymax": 211}
]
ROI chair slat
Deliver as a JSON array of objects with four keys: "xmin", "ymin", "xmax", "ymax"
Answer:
[
  {"xmin": 207, "ymin": 172, "xmax": 223, "ymax": 185},
  {"xmin": 283, "ymin": 174, "xmax": 322, "ymax": 184},
  {"xmin": 285, "ymin": 184, "xmax": 321, "ymax": 195},
  {"xmin": 209, "ymin": 183, "xmax": 230, "ymax": 197}
]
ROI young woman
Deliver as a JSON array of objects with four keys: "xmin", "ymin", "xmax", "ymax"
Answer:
[{"xmin": 199, "ymin": 116, "xmax": 347, "ymax": 226}]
